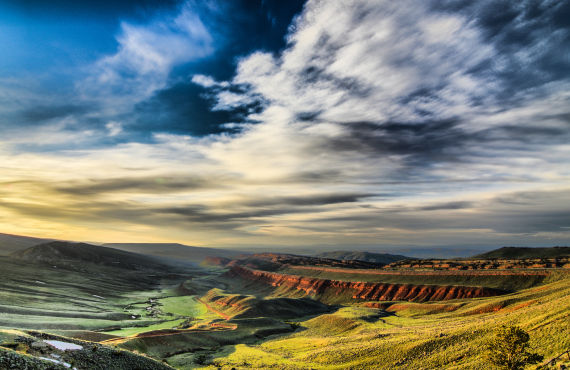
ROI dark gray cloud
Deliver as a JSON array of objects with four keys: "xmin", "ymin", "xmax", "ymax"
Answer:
[
  {"xmin": 320, "ymin": 120, "xmax": 468, "ymax": 166},
  {"xmin": 312, "ymin": 117, "xmax": 570, "ymax": 177},
  {"xmin": 18, "ymin": 104, "xmax": 88, "ymax": 123},
  {"xmin": 53, "ymin": 175, "xmax": 227, "ymax": 195},
  {"xmin": 418, "ymin": 201, "xmax": 473, "ymax": 211},
  {"xmin": 154, "ymin": 206, "xmax": 317, "ymax": 226},
  {"xmin": 306, "ymin": 189, "xmax": 570, "ymax": 236},
  {"xmin": 433, "ymin": 0, "xmax": 570, "ymax": 100},
  {"xmin": 241, "ymin": 193, "xmax": 374, "ymax": 207}
]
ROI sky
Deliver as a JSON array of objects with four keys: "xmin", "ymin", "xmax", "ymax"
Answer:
[{"xmin": 0, "ymin": 0, "xmax": 569, "ymax": 252}]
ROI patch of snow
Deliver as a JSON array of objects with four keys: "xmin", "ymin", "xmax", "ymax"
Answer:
[
  {"xmin": 92, "ymin": 294, "xmax": 105, "ymax": 300},
  {"xmin": 45, "ymin": 340, "xmax": 83, "ymax": 351},
  {"xmin": 34, "ymin": 280, "xmax": 46, "ymax": 285}
]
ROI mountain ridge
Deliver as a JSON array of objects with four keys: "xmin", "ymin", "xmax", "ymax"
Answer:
[
  {"xmin": 0, "ymin": 232, "xmax": 52, "ymax": 255},
  {"xmin": 473, "ymin": 246, "xmax": 570, "ymax": 259},
  {"xmin": 12, "ymin": 241, "xmax": 170, "ymax": 270},
  {"xmin": 316, "ymin": 250, "xmax": 410, "ymax": 264},
  {"xmin": 103, "ymin": 243, "xmax": 246, "ymax": 263}
]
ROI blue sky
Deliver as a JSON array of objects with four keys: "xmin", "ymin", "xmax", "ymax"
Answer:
[
  {"xmin": 0, "ymin": 0, "xmax": 305, "ymax": 137},
  {"xmin": 0, "ymin": 0, "xmax": 569, "ymax": 251}
]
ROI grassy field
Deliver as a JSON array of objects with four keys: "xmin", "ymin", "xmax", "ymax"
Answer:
[
  {"xmin": 106, "ymin": 295, "xmax": 221, "ymax": 336},
  {"xmin": 195, "ymin": 271, "xmax": 570, "ymax": 369},
  {"xmin": 159, "ymin": 296, "xmax": 209, "ymax": 317},
  {"xmin": 0, "ymin": 256, "xmax": 199, "ymax": 332}
]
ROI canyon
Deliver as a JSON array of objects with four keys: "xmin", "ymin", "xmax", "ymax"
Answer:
[{"xmin": 227, "ymin": 265, "xmax": 505, "ymax": 302}]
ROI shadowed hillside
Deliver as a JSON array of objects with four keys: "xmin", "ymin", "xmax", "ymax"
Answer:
[
  {"xmin": 12, "ymin": 241, "xmax": 170, "ymax": 271},
  {"xmin": 201, "ymin": 290, "xmax": 332, "ymax": 319},
  {"xmin": 0, "ymin": 232, "xmax": 51, "ymax": 255},
  {"xmin": 474, "ymin": 246, "xmax": 570, "ymax": 259},
  {"xmin": 104, "ymin": 243, "xmax": 245, "ymax": 263}
]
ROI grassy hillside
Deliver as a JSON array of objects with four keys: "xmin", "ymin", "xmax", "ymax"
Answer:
[
  {"xmin": 103, "ymin": 243, "xmax": 245, "ymax": 263},
  {"xmin": 316, "ymin": 251, "xmax": 409, "ymax": 264},
  {"xmin": 12, "ymin": 241, "xmax": 171, "ymax": 271},
  {"xmin": 198, "ymin": 271, "xmax": 570, "ymax": 369},
  {"xmin": 0, "ymin": 252, "xmax": 197, "ymax": 332},
  {"xmin": 0, "ymin": 232, "xmax": 50, "ymax": 255},
  {"xmin": 1, "ymin": 238, "xmax": 568, "ymax": 369},
  {"xmin": 474, "ymin": 246, "xmax": 570, "ymax": 259},
  {"xmin": 201, "ymin": 289, "xmax": 332, "ymax": 319}
]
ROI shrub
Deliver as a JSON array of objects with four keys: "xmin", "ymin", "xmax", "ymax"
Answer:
[{"xmin": 485, "ymin": 325, "xmax": 543, "ymax": 370}]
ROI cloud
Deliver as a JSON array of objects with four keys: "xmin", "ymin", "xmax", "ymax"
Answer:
[
  {"xmin": 17, "ymin": 104, "xmax": 89, "ymax": 125},
  {"xmin": 0, "ymin": 1, "xmax": 218, "ymax": 147},
  {"xmin": 191, "ymin": 74, "xmax": 228, "ymax": 89},
  {"xmin": 0, "ymin": 0, "xmax": 568, "ymax": 248},
  {"xmin": 52, "ymin": 175, "xmax": 222, "ymax": 195},
  {"xmin": 81, "ymin": 2, "xmax": 214, "ymax": 110},
  {"xmin": 210, "ymin": 1, "xmax": 498, "ymax": 124},
  {"xmin": 240, "ymin": 193, "xmax": 374, "ymax": 207},
  {"xmin": 197, "ymin": 0, "xmax": 570, "ymax": 185},
  {"xmin": 207, "ymin": 0, "xmax": 568, "ymax": 122}
]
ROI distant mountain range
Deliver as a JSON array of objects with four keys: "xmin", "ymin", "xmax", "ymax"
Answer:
[
  {"xmin": 1, "ymin": 232, "xmax": 246, "ymax": 263},
  {"xmin": 474, "ymin": 246, "xmax": 570, "ymax": 259},
  {"xmin": 103, "ymin": 243, "xmax": 246, "ymax": 263},
  {"xmin": 315, "ymin": 251, "xmax": 410, "ymax": 264},
  {"xmin": 3, "ymin": 232, "xmax": 569, "ymax": 263}
]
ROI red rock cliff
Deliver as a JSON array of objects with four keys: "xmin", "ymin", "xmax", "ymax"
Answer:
[{"xmin": 227, "ymin": 265, "xmax": 504, "ymax": 302}]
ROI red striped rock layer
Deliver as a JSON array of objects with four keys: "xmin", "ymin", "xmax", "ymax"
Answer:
[{"xmin": 228, "ymin": 266, "xmax": 504, "ymax": 302}]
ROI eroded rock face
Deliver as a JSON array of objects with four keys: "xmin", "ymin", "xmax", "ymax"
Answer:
[{"xmin": 227, "ymin": 266, "xmax": 505, "ymax": 302}]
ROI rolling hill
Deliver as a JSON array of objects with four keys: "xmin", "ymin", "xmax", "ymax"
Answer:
[
  {"xmin": 103, "ymin": 243, "xmax": 246, "ymax": 263},
  {"xmin": 316, "ymin": 250, "xmax": 410, "ymax": 264},
  {"xmin": 0, "ymin": 232, "xmax": 51, "ymax": 255},
  {"xmin": 12, "ymin": 241, "xmax": 171, "ymax": 271},
  {"xmin": 474, "ymin": 246, "xmax": 570, "ymax": 259}
]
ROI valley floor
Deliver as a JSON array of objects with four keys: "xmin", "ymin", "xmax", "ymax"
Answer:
[{"xmin": 0, "ymin": 253, "xmax": 569, "ymax": 369}]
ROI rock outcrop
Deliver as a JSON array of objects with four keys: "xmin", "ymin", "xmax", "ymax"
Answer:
[{"xmin": 227, "ymin": 266, "xmax": 505, "ymax": 302}]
